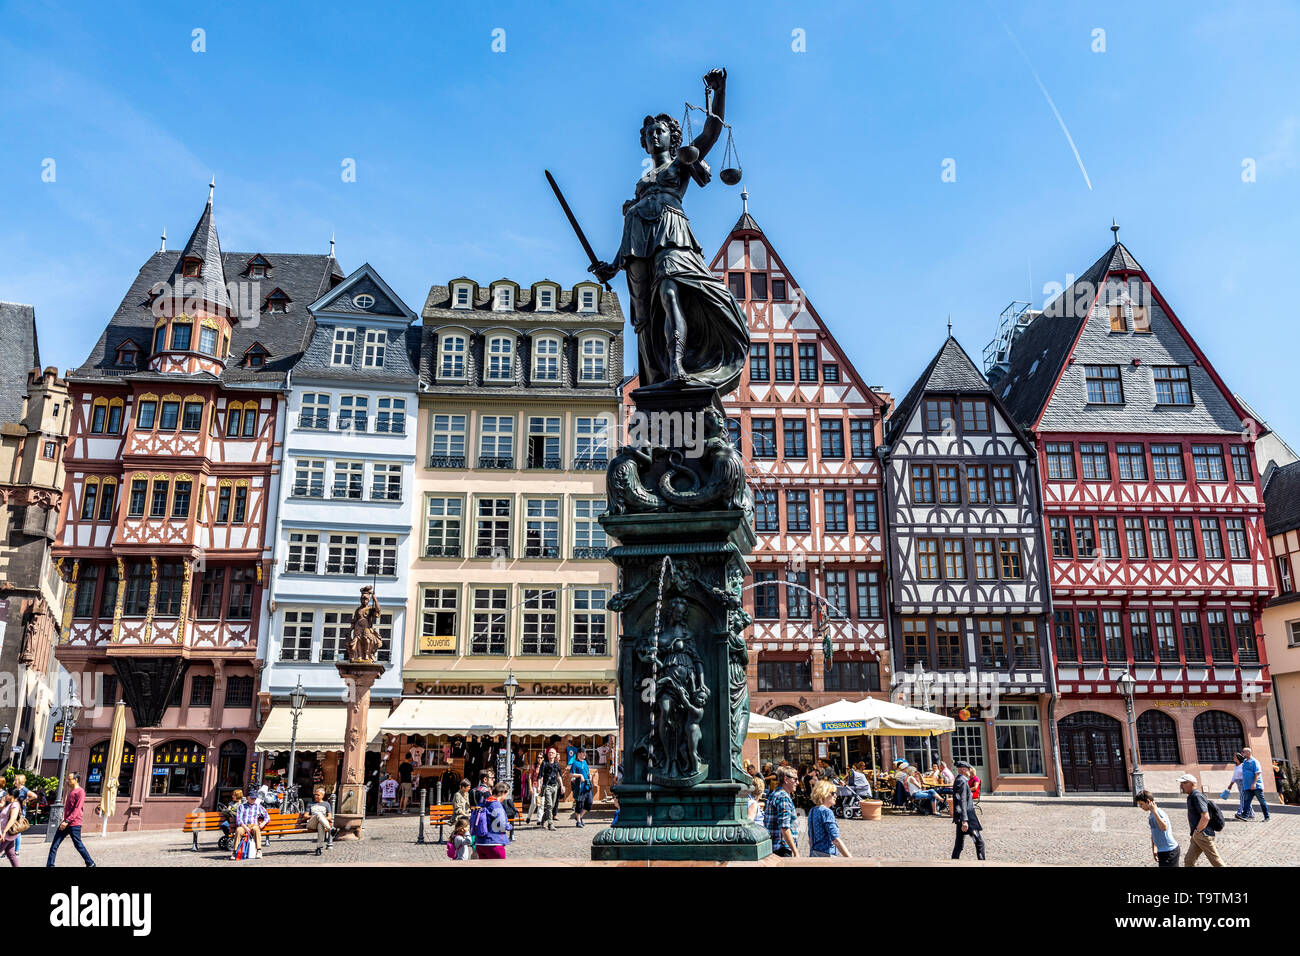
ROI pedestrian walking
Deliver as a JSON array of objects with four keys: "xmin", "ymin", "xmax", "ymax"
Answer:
[
  {"xmin": 950, "ymin": 760, "xmax": 985, "ymax": 861},
  {"xmin": 1179, "ymin": 773, "xmax": 1226, "ymax": 867},
  {"xmin": 1237, "ymin": 747, "xmax": 1270, "ymax": 822},
  {"xmin": 1135, "ymin": 790, "xmax": 1180, "ymax": 867},
  {"xmin": 808, "ymin": 780, "xmax": 851, "ymax": 858},
  {"xmin": 12, "ymin": 773, "xmax": 33, "ymax": 856},
  {"xmin": 1, "ymin": 789, "xmax": 22, "ymax": 867},
  {"xmin": 449, "ymin": 816, "xmax": 474, "ymax": 860},
  {"xmin": 763, "ymin": 766, "xmax": 799, "ymax": 857},
  {"xmin": 538, "ymin": 747, "xmax": 565, "ymax": 830},
  {"xmin": 46, "ymin": 772, "xmax": 95, "ymax": 868},
  {"xmin": 472, "ymin": 782, "xmax": 513, "ymax": 860},
  {"xmin": 452, "ymin": 778, "xmax": 473, "ymax": 822},
  {"xmin": 398, "ymin": 757, "xmax": 414, "ymax": 813},
  {"xmin": 569, "ymin": 747, "xmax": 593, "ymax": 828},
  {"xmin": 527, "ymin": 753, "xmax": 543, "ymax": 825}
]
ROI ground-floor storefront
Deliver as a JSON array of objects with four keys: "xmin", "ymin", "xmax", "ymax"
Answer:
[
  {"xmin": 253, "ymin": 701, "xmax": 393, "ymax": 804},
  {"xmin": 1054, "ymin": 695, "xmax": 1275, "ymax": 794}
]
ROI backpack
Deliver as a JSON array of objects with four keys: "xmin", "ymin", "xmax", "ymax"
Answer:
[
  {"xmin": 470, "ymin": 805, "xmax": 492, "ymax": 839},
  {"xmin": 446, "ymin": 838, "xmax": 458, "ymax": 860},
  {"xmin": 1206, "ymin": 799, "xmax": 1225, "ymax": 832}
]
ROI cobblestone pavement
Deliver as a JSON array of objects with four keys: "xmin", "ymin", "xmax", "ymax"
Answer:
[{"xmin": 29, "ymin": 797, "xmax": 1299, "ymax": 867}]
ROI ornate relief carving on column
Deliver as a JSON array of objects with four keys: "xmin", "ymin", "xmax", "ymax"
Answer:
[
  {"xmin": 143, "ymin": 556, "xmax": 158, "ymax": 642},
  {"xmin": 111, "ymin": 557, "xmax": 125, "ymax": 641},
  {"xmin": 59, "ymin": 558, "xmax": 79, "ymax": 638}
]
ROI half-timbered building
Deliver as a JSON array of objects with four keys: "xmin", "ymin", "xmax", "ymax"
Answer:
[
  {"xmin": 52, "ymin": 190, "xmax": 344, "ymax": 827},
  {"xmin": 257, "ymin": 264, "xmax": 419, "ymax": 795},
  {"xmin": 882, "ymin": 335, "xmax": 1056, "ymax": 791},
  {"xmin": 992, "ymin": 233, "xmax": 1275, "ymax": 793},
  {"xmin": 702, "ymin": 197, "xmax": 892, "ymax": 771}
]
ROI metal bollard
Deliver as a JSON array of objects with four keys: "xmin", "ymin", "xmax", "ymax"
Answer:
[
  {"xmin": 436, "ymin": 781, "xmax": 444, "ymax": 843},
  {"xmin": 418, "ymin": 788, "xmax": 427, "ymax": 844}
]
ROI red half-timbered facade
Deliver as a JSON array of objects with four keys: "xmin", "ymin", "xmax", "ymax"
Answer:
[
  {"xmin": 700, "ymin": 198, "xmax": 892, "ymax": 770},
  {"xmin": 52, "ymin": 192, "xmax": 343, "ymax": 828},
  {"xmin": 993, "ymin": 235, "xmax": 1274, "ymax": 793}
]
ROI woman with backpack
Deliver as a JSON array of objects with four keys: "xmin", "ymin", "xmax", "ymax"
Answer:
[{"xmin": 472, "ymin": 783, "xmax": 513, "ymax": 859}]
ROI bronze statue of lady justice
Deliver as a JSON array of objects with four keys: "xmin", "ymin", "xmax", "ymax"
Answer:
[{"xmin": 555, "ymin": 68, "xmax": 750, "ymax": 396}]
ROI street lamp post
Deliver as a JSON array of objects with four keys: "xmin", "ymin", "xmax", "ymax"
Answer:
[
  {"xmin": 503, "ymin": 671, "xmax": 519, "ymax": 795},
  {"xmin": 46, "ymin": 692, "xmax": 82, "ymax": 832},
  {"xmin": 0, "ymin": 724, "xmax": 10, "ymax": 771},
  {"xmin": 1118, "ymin": 670, "xmax": 1143, "ymax": 796},
  {"xmin": 287, "ymin": 678, "xmax": 307, "ymax": 803}
]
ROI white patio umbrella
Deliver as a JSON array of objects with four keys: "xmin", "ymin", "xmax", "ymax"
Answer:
[
  {"xmin": 745, "ymin": 712, "xmax": 793, "ymax": 740},
  {"xmin": 790, "ymin": 698, "xmax": 955, "ymax": 777}
]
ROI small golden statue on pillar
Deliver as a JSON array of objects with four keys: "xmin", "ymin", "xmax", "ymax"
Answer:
[{"xmin": 347, "ymin": 586, "xmax": 383, "ymax": 662}]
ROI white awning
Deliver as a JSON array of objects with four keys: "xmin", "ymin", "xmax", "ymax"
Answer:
[
  {"xmin": 254, "ymin": 705, "xmax": 388, "ymax": 753},
  {"xmin": 381, "ymin": 696, "xmax": 618, "ymax": 737}
]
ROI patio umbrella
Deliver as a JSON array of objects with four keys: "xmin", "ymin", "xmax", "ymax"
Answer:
[
  {"xmin": 100, "ymin": 700, "xmax": 126, "ymax": 836},
  {"xmin": 745, "ymin": 712, "xmax": 792, "ymax": 740},
  {"xmin": 791, "ymin": 697, "xmax": 955, "ymax": 778}
]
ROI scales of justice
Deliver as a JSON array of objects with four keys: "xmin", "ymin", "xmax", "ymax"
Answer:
[{"xmin": 548, "ymin": 68, "xmax": 772, "ymax": 860}]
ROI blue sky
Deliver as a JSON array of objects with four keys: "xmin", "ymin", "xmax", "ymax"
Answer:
[{"xmin": 2, "ymin": 1, "xmax": 1298, "ymax": 439}]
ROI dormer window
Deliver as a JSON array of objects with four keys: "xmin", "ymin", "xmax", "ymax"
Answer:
[
  {"xmin": 115, "ymin": 344, "xmax": 139, "ymax": 368},
  {"xmin": 493, "ymin": 286, "xmax": 514, "ymax": 311},
  {"xmin": 453, "ymin": 284, "xmax": 472, "ymax": 309},
  {"xmin": 438, "ymin": 333, "xmax": 467, "ymax": 379},
  {"xmin": 182, "ymin": 257, "xmax": 202, "ymax": 278},
  {"xmin": 578, "ymin": 287, "xmax": 597, "ymax": 313},
  {"xmin": 485, "ymin": 335, "xmax": 514, "ymax": 381},
  {"xmin": 532, "ymin": 336, "xmax": 561, "ymax": 382},
  {"xmin": 536, "ymin": 287, "xmax": 557, "ymax": 312},
  {"xmin": 579, "ymin": 335, "xmax": 608, "ymax": 383},
  {"xmin": 244, "ymin": 345, "xmax": 268, "ymax": 368},
  {"xmin": 246, "ymin": 255, "xmax": 271, "ymax": 279},
  {"xmin": 265, "ymin": 289, "xmax": 291, "ymax": 314},
  {"xmin": 331, "ymin": 328, "xmax": 356, "ymax": 366}
]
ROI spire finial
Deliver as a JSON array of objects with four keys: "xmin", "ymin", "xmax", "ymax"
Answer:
[
  {"xmin": 947, "ymin": 314, "xmax": 953, "ymax": 336},
  {"xmin": 1110, "ymin": 217, "xmax": 1120, "ymax": 241},
  {"xmin": 741, "ymin": 188, "xmax": 749, "ymax": 215},
  {"xmin": 329, "ymin": 231, "xmax": 336, "ymax": 256},
  {"xmin": 160, "ymin": 228, "xmax": 166, "ymax": 254},
  {"xmin": 208, "ymin": 176, "xmax": 215, "ymax": 206}
]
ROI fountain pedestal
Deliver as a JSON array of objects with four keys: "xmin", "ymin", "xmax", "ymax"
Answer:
[{"xmin": 591, "ymin": 384, "xmax": 771, "ymax": 861}]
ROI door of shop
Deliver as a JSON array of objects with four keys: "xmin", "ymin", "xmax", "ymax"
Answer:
[
  {"xmin": 1058, "ymin": 712, "xmax": 1127, "ymax": 792},
  {"xmin": 951, "ymin": 723, "xmax": 987, "ymax": 783}
]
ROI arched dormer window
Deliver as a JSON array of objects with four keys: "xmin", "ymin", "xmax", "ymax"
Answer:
[
  {"xmin": 451, "ymin": 281, "xmax": 474, "ymax": 309},
  {"xmin": 574, "ymin": 282, "xmax": 599, "ymax": 313},
  {"xmin": 533, "ymin": 283, "xmax": 559, "ymax": 313},
  {"xmin": 578, "ymin": 334, "xmax": 608, "ymax": 383},
  {"xmin": 532, "ymin": 335, "xmax": 561, "ymax": 383},
  {"xmin": 492, "ymin": 285, "xmax": 514, "ymax": 312},
  {"xmin": 485, "ymin": 334, "xmax": 514, "ymax": 382},
  {"xmin": 438, "ymin": 332, "xmax": 468, "ymax": 380}
]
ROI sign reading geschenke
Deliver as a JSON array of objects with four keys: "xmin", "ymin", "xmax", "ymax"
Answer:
[{"xmin": 405, "ymin": 679, "xmax": 613, "ymax": 698}]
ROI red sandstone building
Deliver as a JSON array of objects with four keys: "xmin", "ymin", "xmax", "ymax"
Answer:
[{"xmin": 992, "ymin": 234, "xmax": 1274, "ymax": 792}]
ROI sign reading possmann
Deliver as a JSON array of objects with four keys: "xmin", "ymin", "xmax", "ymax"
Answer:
[{"xmin": 407, "ymin": 680, "xmax": 613, "ymax": 698}]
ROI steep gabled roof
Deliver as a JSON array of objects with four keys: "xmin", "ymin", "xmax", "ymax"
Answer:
[
  {"xmin": 886, "ymin": 335, "xmax": 991, "ymax": 445},
  {"xmin": 169, "ymin": 195, "xmax": 231, "ymax": 313},
  {"xmin": 0, "ymin": 302, "xmax": 39, "ymax": 424},
  {"xmin": 1264, "ymin": 460, "xmax": 1300, "ymax": 537},
  {"xmin": 308, "ymin": 262, "xmax": 417, "ymax": 322}
]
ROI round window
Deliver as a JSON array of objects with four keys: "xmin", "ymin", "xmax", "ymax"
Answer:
[{"xmin": 353, "ymin": 294, "xmax": 375, "ymax": 310}]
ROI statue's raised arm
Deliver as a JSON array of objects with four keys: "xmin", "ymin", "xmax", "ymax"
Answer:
[{"xmin": 685, "ymin": 68, "xmax": 727, "ymax": 163}]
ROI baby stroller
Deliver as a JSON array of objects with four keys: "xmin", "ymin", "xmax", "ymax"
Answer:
[{"xmin": 833, "ymin": 783, "xmax": 863, "ymax": 819}]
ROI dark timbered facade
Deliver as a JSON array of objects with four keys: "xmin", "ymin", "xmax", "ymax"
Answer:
[
  {"xmin": 882, "ymin": 336, "xmax": 1056, "ymax": 791},
  {"xmin": 993, "ymin": 236, "xmax": 1274, "ymax": 793}
]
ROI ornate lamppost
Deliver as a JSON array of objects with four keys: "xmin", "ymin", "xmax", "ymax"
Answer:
[
  {"xmin": 1117, "ymin": 670, "xmax": 1143, "ymax": 796},
  {"xmin": 503, "ymin": 671, "xmax": 519, "ymax": 795},
  {"xmin": 286, "ymin": 678, "xmax": 307, "ymax": 802},
  {"xmin": 46, "ymin": 690, "xmax": 82, "ymax": 831}
]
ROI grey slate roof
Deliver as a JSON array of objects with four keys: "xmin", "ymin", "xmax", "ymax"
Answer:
[
  {"xmin": 70, "ymin": 248, "xmax": 343, "ymax": 388},
  {"xmin": 294, "ymin": 324, "xmax": 420, "ymax": 385},
  {"xmin": 0, "ymin": 302, "xmax": 39, "ymax": 424},
  {"xmin": 997, "ymin": 240, "xmax": 1245, "ymax": 436},
  {"xmin": 421, "ymin": 283, "xmax": 623, "ymax": 324},
  {"xmin": 886, "ymin": 335, "xmax": 992, "ymax": 445},
  {"xmin": 733, "ymin": 211, "xmax": 761, "ymax": 233},
  {"xmin": 168, "ymin": 198, "xmax": 231, "ymax": 313},
  {"xmin": 1264, "ymin": 460, "xmax": 1300, "ymax": 537}
]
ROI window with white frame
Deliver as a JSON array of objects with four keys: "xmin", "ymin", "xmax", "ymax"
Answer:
[
  {"xmin": 532, "ymin": 336, "xmax": 561, "ymax": 382},
  {"xmin": 438, "ymin": 334, "xmax": 467, "ymax": 379},
  {"xmin": 362, "ymin": 329, "xmax": 386, "ymax": 368},
  {"xmin": 453, "ymin": 284, "xmax": 472, "ymax": 309},
  {"xmin": 376, "ymin": 397, "xmax": 406, "ymax": 434},
  {"xmin": 571, "ymin": 588, "xmax": 608, "ymax": 655},
  {"xmin": 374, "ymin": 612, "xmax": 393, "ymax": 662},
  {"xmin": 524, "ymin": 498, "xmax": 560, "ymax": 558},
  {"xmin": 520, "ymin": 588, "xmax": 559, "ymax": 654},
  {"xmin": 371, "ymin": 463, "xmax": 402, "ymax": 501},
  {"xmin": 493, "ymin": 286, "xmax": 514, "ymax": 311},
  {"xmin": 527, "ymin": 416, "xmax": 561, "ymax": 468},
  {"xmin": 536, "ymin": 287, "xmax": 556, "ymax": 311},
  {"xmin": 580, "ymin": 336, "xmax": 607, "ymax": 382},
  {"xmin": 478, "ymin": 415, "xmax": 514, "ymax": 466},
  {"xmin": 294, "ymin": 459, "xmax": 325, "ymax": 497},
  {"xmin": 365, "ymin": 535, "xmax": 398, "ymax": 576},
  {"xmin": 326, "ymin": 533, "xmax": 359, "ymax": 574},
  {"xmin": 331, "ymin": 328, "xmax": 355, "ymax": 366},
  {"xmin": 574, "ymin": 416, "xmax": 609, "ymax": 465},
  {"xmin": 475, "ymin": 497, "xmax": 512, "ymax": 557},
  {"xmin": 322, "ymin": 611, "xmax": 350, "ymax": 662},
  {"xmin": 420, "ymin": 588, "xmax": 458, "ymax": 655},
  {"xmin": 471, "ymin": 587, "xmax": 509, "ymax": 655},
  {"xmin": 429, "ymin": 414, "xmax": 467, "ymax": 464},
  {"xmin": 339, "ymin": 395, "xmax": 368, "ymax": 431},
  {"xmin": 578, "ymin": 288, "xmax": 597, "ymax": 312},
  {"xmin": 485, "ymin": 335, "xmax": 514, "ymax": 381},
  {"xmin": 300, "ymin": 393, "xmax": 330, "ymax": 429},
  {"xmin": 425, "ymin": 496, "xmax": 463, "ymax": 557},
  {"xmin": 573, "ymin": 499, "xmax": 607, "ymax": 556},
  {"xmin": 280, "ymin": 610, "xmax": 315, "ymax": 661},
  {"xmin": 286, "ymin": 532, "xmax": 319, "ymax": 573},
  {"xmin": 333, "ymin": 461, "xmax": 364, "ymax": 499}
]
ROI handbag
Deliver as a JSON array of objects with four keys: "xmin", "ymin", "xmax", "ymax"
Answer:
[{"xmin": 11, "ymin": 815, "xmax": 31, "ymax": 835}]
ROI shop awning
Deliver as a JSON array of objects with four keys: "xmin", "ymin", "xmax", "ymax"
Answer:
[
  {"xmin": 254, "ymin": 705, "xmax": 389, "ymax": 753},
  {"xmin": 380, "ymin": 696, "xmax": 618, "ymax": 737}
]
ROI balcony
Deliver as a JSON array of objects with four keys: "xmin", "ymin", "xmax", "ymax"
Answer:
[
  {"xmin": 363, "ymin": 561, "xmax": 398, "ymax": 577},
  {"xmin": 324, "ymin": 561, "xmax": 359, "ymax": 575},
  {"xmin": 526, "ymin": 455, "xmax": 562, "ymax": 470},
  {"xmin": 429, "ymin": 455, "xmax": 467, "ymax": 469},
  {"xmin": 292, "ymin": 483, "xmax": 326, "ymax": 499},
  {"xmin": 523, "ymin": 545, "xmax": 560, "ymax": 559},
  {"xmin": 424, "ymin": 543, "xmax": 462, "ymax": 558},
  {"xmin": 298, "ymin": 412, "xmax": 329, "ymax": 430},
  {"xmin": 572, "ymin": 546, "xmax": 607, "ymax": 560},
  {"xmin": 475, "ymin": 545, "xmax": 510, "ymax": 559},
  {"xmin": 337, "ymin": 415, "xmax": 368, "ymax": 432},
  {"xmin": 331, "ymin": 485, "xmax": 365, "ymax": 501},
  {"xmin": 284, "ymin": 561, "xmax": 317, "ymax": 575},
  {"xmin": 370, "ymin": 487, "xmax": 403, "ymax": 502},
  {"xmin": 477, "ymin": 456, "xmax": 514, "ymax": 470},
  {"xmin": 572, "ymin": 457, "xmax": 609, "ymax": 471},
  {"xmin": 374, "ymin": 418, "xmax": 405, "ymax": 435}
]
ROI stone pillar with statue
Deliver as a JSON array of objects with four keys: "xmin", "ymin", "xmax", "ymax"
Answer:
[
  {"xmin": 333, "ymin": 585, "xmax": 385, "ymax": 840},
  {"xmin": 551, "ymin": 66, "xmax": 769, "ymax": 861}
]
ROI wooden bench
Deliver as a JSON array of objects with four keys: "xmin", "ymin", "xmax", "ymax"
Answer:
[
  {"xmin": 182, "ymin": 808, "xmax": 315, "ymax": 852},
  {"xmin": 427, "ymin": 802, "xmax": 522, "ymax": 835}
]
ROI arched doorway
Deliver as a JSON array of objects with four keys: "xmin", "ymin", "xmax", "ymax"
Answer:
[{"xmin": 1058, "ymin": 712, "xmax": 1127, "ymax": 792}]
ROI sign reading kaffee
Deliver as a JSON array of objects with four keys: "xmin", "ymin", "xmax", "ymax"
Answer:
[{"xmin": 406, "ymin": 679, "xmax": 613, "ymax": 697}]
